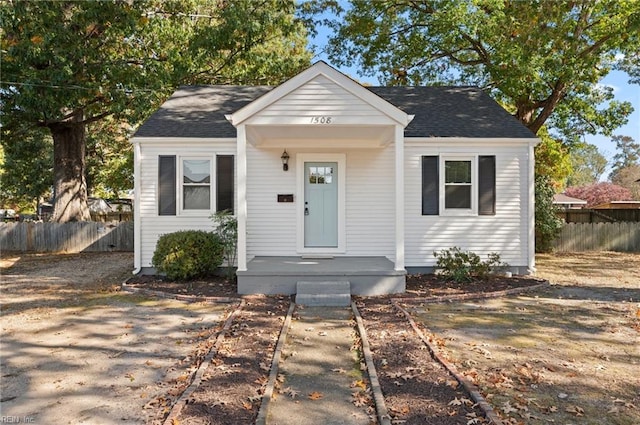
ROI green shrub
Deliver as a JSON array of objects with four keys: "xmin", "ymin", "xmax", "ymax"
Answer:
[
  {"xmin": 152, "ymin": 230, "xmax": 224, "ymax": 280},
  {"xmin": 433, "ymin": 247, "xmax": 507, "ymax": 283},
  {"xmin": 535, "ymin": 175, "xmax": 563, "ymax": 253},
  {"xmin": 210, "ymin": 210, "xmax": 237, "ymax": 282}
]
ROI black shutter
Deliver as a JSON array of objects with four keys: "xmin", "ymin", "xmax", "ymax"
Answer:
[
  {"xmin": 216, "ymin": 155, "xmax": 234, "ymax": 214},
  {"xmin": 158, "ymin": 156, "xmax": 176, "ymax": 215},
  {"xmin": 422, "ymin": 156, "xmax": 439, "ymax": 215},
  {"xmin": 478, "ymin": 155, "xmax": 496, "ymax": 215}
]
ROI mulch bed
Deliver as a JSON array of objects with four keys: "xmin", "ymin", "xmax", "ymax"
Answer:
[
  {"xmin": 131, "ymin": 274, "xmax": 543, "ymax": 424},
  {"xmin": 126, "ymin": 273, "xmax": 544, "ymax": 300}
]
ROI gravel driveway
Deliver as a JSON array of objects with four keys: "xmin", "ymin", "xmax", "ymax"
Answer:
[{"xmin": 1, "ymin": 252, "xmax": 230, "ymax": 424}]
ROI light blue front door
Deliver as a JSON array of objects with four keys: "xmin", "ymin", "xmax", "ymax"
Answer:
[{"xmin": 304, "ymin": 162, "xmax": 338, "ymax": 247}]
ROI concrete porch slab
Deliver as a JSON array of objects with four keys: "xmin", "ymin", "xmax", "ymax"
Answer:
[{"xmin": 237, "ymin": 256, "xmax": 406, "ymax": 296}]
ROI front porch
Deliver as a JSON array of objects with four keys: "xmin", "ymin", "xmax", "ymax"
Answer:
[{"xmin": 236, "ymin": 256, "xmax": 406, "ymax": 296}]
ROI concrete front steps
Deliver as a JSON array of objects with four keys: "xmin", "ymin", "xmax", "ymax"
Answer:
[
  {"xmin": 295, "ymin": 281, "xmax": 351, "ymax": 306},
  {"xmin": 237, "ymin": 256, "xmax": 406, "ymax": 296}
]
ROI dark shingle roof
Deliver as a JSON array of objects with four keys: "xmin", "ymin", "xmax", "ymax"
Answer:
[{"xmin": 134, "ymin": 85, "xmax": 536, "ymax": 139}]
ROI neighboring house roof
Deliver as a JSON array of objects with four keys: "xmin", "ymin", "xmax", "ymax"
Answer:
[
  {"xmin": 553, "ymin": 193, "xmax": 588, "ymax": 205},
  {"xmin": 134, "ymin": 85, "xmax": 537, "ymax": 139}
]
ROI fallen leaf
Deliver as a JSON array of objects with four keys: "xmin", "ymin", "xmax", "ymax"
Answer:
[
  {"xmin": 242, "ymin": 401, "xmax": 253, "ymax": 410},
  {"xmin": 284, "ymin": 387, "xmax": 300, "ymax": 399},
  {"xmin": 449, "ymin": 397, "xmax": 463, "ymax": 406},
  {"xmin": 352, "ymin": 379, "xmax": 367, "ymax": 390},
  {"xmin": 332, "ymin": 368, "xmax": 347, "ymax": 374},
  {"xmin": 308, "ymin": 391, "xmax": 323, "ymax": 400},
  {"xmin": 565, "ymin": 405, "xmax": 584, "ymax": 416},
  {"xmin": 502, "ymin": 401, "xmax": 518, "ymax": 414}
]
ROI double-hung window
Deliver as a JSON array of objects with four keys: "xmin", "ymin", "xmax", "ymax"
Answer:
[
  {"xmin": 181, "ymin": 159, "xmax": 211, "ymax": 211},
  {"xmin": 422, "ymin": 155, "xmax": 495, "ymax": 216},
  {"xmin": 444, "ymin": 159, "xmax": 473, "ymax": 211},
  {"xmin": 158, "ymin": 155, "xmax": 234, "ymax": 216}
]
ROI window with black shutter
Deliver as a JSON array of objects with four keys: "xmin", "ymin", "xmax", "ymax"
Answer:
[
  {"xmin": 421, "ymin": 156, "xmax": 439, "ymax": 215},
  {"xmin": 216, "ymin": 155, "xmax": 234, "ymax": 214},
  {"xmin": 421, "ymin": 155, "xmax": 496, "ymax": 216},
  {"xmin": 158, "ymin": 156, "xmax": 176, "ymax": 215},
  {"xmin": 478, "ymin": 156, "xmax": 496, "ymax": 215}
]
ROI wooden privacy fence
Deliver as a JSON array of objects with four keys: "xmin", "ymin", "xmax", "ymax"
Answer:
[
  {"xmin": 0, "ymin": 221, "xmax": 134, "ymax": 253},
  {"xmin": 553, "ymin": 222, "xmax": 640, "ymax": 252}
]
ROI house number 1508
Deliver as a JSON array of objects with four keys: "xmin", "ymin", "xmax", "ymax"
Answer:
[{"xmin": 310, "ymin": 116, "xmax": 333, "ymax": 124}]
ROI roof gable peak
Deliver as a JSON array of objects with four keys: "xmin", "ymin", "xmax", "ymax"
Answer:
[{"xmin": 226, "ymin": 61, "xmax": 412, "ymax": 127}]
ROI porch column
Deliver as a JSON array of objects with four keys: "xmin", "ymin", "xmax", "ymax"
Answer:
[
  {"xmin": 527, "ymin": 140, "xmax": 536, "ymax": 273},
  {"xmin": 237, "ymin": 124, "xmax": 248, "ymax": 271},
  {"xmin": 394, "ymin": 125, "xmax": 405, "ymax": 271}
]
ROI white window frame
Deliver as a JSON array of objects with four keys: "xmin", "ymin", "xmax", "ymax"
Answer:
[
  {"xmin": 439, "ymin": 155, "xmax": 478, "ymax": 216},
  {"xmin": 178, "ymin": 156, "xmax": 214, "ymax": 215}
]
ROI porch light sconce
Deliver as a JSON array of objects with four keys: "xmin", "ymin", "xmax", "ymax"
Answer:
[{"xmin": 281, "ymin": 150, "xmax": 290, "ymax": 171}]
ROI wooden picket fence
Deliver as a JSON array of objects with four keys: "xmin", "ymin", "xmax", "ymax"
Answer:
[
  {"xmin": 553, "ymin": 222, "xmax": 640, "ymax": 252},
  {"xmin": 0, "ymin": 221, "xmax": 134, "ymax": 253},
  {"xmin": 2, "ymin": 220, "xmax": 638, "ymax": 254}
]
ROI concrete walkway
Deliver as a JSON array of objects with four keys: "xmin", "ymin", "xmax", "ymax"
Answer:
[{"xmin": 266, "ymin": 306, "xmax": 372, "ymax": 425}]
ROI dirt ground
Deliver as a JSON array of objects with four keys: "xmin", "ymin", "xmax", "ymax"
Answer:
[
  {"xmin": 407, "ymin": 252, "xmax": 640, "ymax": 425},
  {"xmin": 2, "ymin": 251, "xmax": 638, "ymax": 425},
  {"xmin": 1, "ymin": 252, "xmax": 231, "ymax": 424}
]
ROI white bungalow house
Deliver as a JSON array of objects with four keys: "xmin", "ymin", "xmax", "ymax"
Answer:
[{"xmin": 132, "ymin": 61, "xmax": 539, "ymax": 295}]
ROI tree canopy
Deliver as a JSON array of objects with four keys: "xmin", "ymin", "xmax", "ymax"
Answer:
[
  {"xmin": 1, "ymin": 0, "xmax": 311, "ymax": 221},
  {"xmin": 303, "ymin": 0, "xmax": 639, "ymax": 142},
  {"xmin": 566, "ymin": 143, "xmax": 608, "ymax": 187},
  {"xmin": 565, "ymin": 182, "xmax": 633, "ymax": 207}
]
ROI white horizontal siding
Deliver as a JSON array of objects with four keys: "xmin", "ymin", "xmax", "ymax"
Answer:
[
  {"xmin": 345, "ymin": 148, "xmax": 395, "ymax": 257},
  {"xmin": 138, "ymin": 140, "xmax": 236, "ymax": 267},
  {"xmin": 404, "ymin": 145, "xmax": 529, "ymax": 268},
  {"xmin": 253, "ymin": 75, "xmax": 392, "ymax": 121},
  {"xmin": 246, "ymin": 146, "xmax": 298, "ymax": 257},
  {"xmin": 246, "ymin": 146, "xmax": 395, "ymax": 258}
]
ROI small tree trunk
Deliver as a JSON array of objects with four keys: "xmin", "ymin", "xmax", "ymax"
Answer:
[{"xmin": 50, "ymin": 113, "xmax": 91, "ymax": 222}]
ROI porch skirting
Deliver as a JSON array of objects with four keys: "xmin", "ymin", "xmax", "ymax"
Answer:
[{"xmin": 237, "ymin": 256, "xmax": 406, "ymax": 296}]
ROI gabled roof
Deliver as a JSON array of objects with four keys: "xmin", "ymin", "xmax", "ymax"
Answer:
[
  {"xmin": 134, "ymin": 84, "xmax": 537, "ymax": 139},
  {"xmin": 227, "ymin": 61, "xmax": 413, "ymax": 128}
]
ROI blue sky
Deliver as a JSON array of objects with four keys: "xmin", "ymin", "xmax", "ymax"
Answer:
[{"xmin": 309, "ymin": 27, "xmax": 639, "ymax": 179}]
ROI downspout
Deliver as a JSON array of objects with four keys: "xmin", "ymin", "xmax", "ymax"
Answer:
[{"xmin": 132, "ymin": 139, "xmax": 142, "ymax": 274}]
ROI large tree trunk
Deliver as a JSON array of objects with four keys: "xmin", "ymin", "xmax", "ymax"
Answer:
[{"xmin": 50, "ymin": 113, "xmax": 91, "ymax": 222}]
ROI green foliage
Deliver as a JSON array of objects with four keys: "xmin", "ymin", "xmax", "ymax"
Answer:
[
  {"xmin": 534, "ymin": 127, "xmax": 572, "ymax": 190},
  {"xmin": 433, "ymin": 247, "xmax": 507, "ymax": 283},
  {"xmin": 535, "ymin": 175, "xmax": 563, "ymax": 253},
  {"xmin": 85, "ymin": 117, "xmax": 133, "ymax": 198},
  {"xmin": 0, "ymin": 126, "xmax": 53, "ymax": 211},
  {"xmin": 210, "ymin": 210, "xmax": 238, "ymax": 282},
  {"xmin": 152, "ymin": 230, "xmax": 223, "ymax": 280},
  {"xmin": 567, "ymin": 143, "xmax": 608, "ymax": 187},
  {"xmin": 1, "ymin": 0, "xmax": 311, "ymax": 221},
  {"xmin": 303, "ymin": 1, "xmax": 638, "ymax": 139},
  {"xmin": 609, "ymin": 135, "xmax": 640, "ymax": 181}
]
